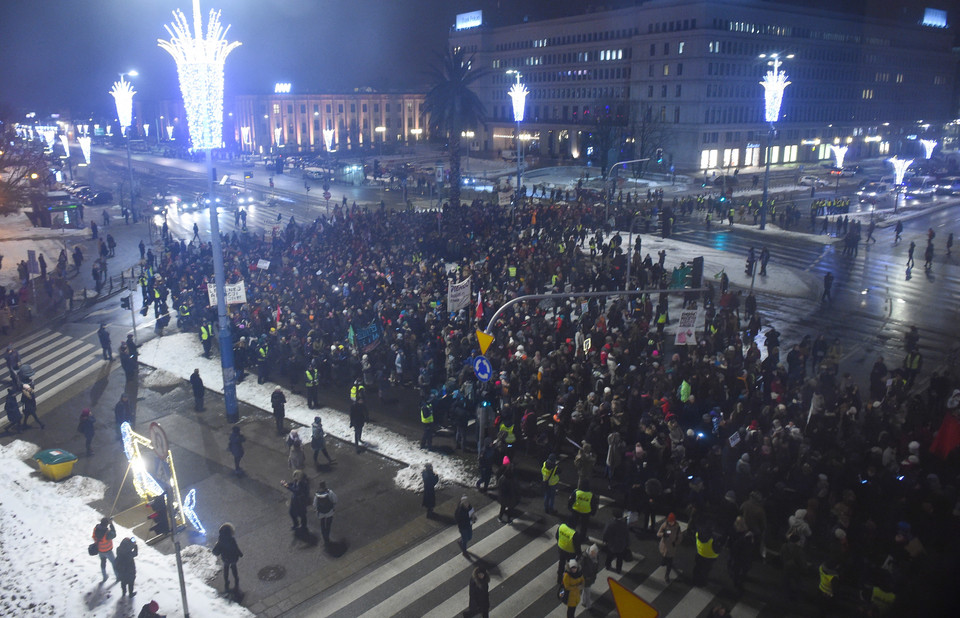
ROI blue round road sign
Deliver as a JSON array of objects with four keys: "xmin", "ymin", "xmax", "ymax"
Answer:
[{"xmin": 473, "ymin": 355, "xmax": 493, "ymax": 382}]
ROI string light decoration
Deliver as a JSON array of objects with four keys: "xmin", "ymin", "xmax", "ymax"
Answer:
[
  {"xmin": 78, "ymin": 136, "xmax": 92, "ymax": 165},
  {"xmin": 158, "ymin": 0, "xmax": 241, "ymax": 150},
  {"xmin": 919, "ymin": 139, "xmax": 937, "ymax": 159},
  {"xmin": 274, "ymin": 126, "xmax": 283, "ymax": 146},
  {"xmin": 166, "ymin": 125, "xmax": 175, "ymax": 140},
  {"xmin": 144, "ymin": 123, "xmax": 150, "ymax": 137},
  {"xmin": 760, "ymin": 55, "xmax": 791, "ymax": 123},
  {"xmin": 109, "ymin": 77, "xmax": 136, "ymax": 133},
  {"xmin": 890, "ymin": 157, "xmax": 913, "ymax": 186},
  {"xmin": 240, "ymin": 125, "xmax": 251, "ymax": 145},
  {"xmin": 59, "ymin": 135, "xmax": 70, "ymax": 158},
  {"xmin": 830, "ymin": 144, "xmax": 848, "ymax": 170},
  {"xmin": 322, "ymin": 128, "xmax": 335, "ymax": 152},
  {"xmin": 508, "ymin": 78, "xmax": 528, "ymax": 123},
  {"xmin": 40, "ymin": 128, "xmax": 57, "ymax": 151}
]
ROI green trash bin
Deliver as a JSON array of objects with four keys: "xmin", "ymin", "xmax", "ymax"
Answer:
[{"xmin": 34, "ymin": 449, "xmax": 79, "ymax": 481}]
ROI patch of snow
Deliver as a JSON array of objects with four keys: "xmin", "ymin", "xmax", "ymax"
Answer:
[
  {"xmin": 141, "ymin": 368, "xmax": 183, "ymax": 388},
  {"xmin": 0, "ymin": 439, "xmax": 252, "ymax": 617},
  {"xmin": 138, "ymin": 333, "xmax": 478, "ymax": 490},
  {"xmin": 54, "ymin": 475, "xmax": 107, "ymax": 504}
]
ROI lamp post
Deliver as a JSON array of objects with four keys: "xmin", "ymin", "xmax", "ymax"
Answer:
[
  {"xmin": 758, "ymin": 53, "xmax": 792, "ymax": 230},
  {"xmin": 110, "ymin": 70, "xmax": 138, "ymax": 211},
  {"xmin": 375, "ymin": 126, "xmax": 386, "ymax": 189},
  {"xmin": 461, "ymin": 130, "xmax": 474, "ymax": 181},
  {"xmin": 506, "ymin": 70, "xmax": 528, "ymax": 205},
  {"xmin": 159, "ymin": 0, "xmax": 241, "ymax": 432},
  {"xmin": 889, "ymin": 156, "xmax": 913, "ymax": 213}
]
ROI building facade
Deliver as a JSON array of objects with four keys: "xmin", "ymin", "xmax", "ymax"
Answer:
[
  {"xmin": 232, "ymin": 89, "xmax": 428, "ymax": 154},
  {"xmin": 450, "ymin": 0, "xmax": 956, "ymax": 172}
]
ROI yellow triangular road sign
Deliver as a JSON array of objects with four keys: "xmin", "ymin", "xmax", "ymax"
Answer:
[
  {"xmin": 476, "ymin": 329, "xmax": 494, "ymax": 355},
  {"xmin": 608, "ymin": 577, "xmax": 658, "ymax": 618}
]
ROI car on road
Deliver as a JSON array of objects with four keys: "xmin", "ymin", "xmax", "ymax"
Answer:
[
  {"xmin": 856, "ymin": 182, "xmax": 893, "ymax": 203},
  {"xmin": 934, "ymin": 177, "xmax": 960, "ymax": 195},
  {"xmin": 711, "ymin": 175, "xmax": 739, "ymax": 187},
  {"xmin": 904, "ymin": 176, "xmax": 936, "ymax": 198},
  {"xmin": 82, "ymin": 191, "xmax": 113, "ymax": 205},
  {"xmin": 798, "ymin": 175, "xmax": 828, "ymax": 187},
  {"xmin": 827, "ymin": 165, "xmax": 861, "ymax": 176},
  {"xmin": 176, "ymin": 196, "xmax": 201, "ymax": 213}
]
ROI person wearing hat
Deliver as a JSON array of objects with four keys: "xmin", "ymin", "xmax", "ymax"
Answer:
[
  {"xmin": 271, "ymin": 386, "xmax": 287, "ymax": 435},
  {"xmin": 464, "ymin": 565, "xmax": 490, "ymax": 618},
  {"xmin": 422, "ymin": 463, "xmax": 439, "ymax": 519},
  {"xmin": 78, "ymin": 408, "xmax": 96, "ymax": 455},
  {"xmin": 657, "ymin": 513, "xmax": 683, "ymax": 583},
  {"xmin": 212, "ymin": 522, "xmax": 243, "ymax": 593},
  {"xmin": 115, "ymin": 536, "xmax": 138, "ymax": 596},
  {"xmin": 137, "ymin": 600, "xmax": 165, "ymax": 618},
  {"xmin": 20, "ymin": 382, "xmax": 43, "ymax": 429},
  {"xmin": 189, "ymin": 368, "xmax": 205, "ymax": 412},
  {"xmin": 310, "ymin": 416, "xmax": 335, "ymax": 467},
  {"xmin": 92, "ymin": 516, "xmax": 118, "ymax": 582},
  {"xmin": 349, "ymin": 389, "xmax": 368, "ymax": 453},
  {"xmin": 602, "ymin": 511, "xmax": 631, "ymax": 573},
  {"xmin": 693, "ymin": 524, "xmax": 720, "ymax": 586},
  {"xmin": 561, "ymin": 558, "xmax": 584, "ymax": 617},
  {"xmin": 542, "ymin": 453, "xmax": 561, "ymax": 514}
]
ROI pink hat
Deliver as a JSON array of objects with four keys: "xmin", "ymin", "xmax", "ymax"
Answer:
[{"xmin": 502, "ymin": 455, "xmax": 511, "ymax": 466}]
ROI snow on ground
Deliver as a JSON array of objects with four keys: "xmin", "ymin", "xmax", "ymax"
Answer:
[
  {"xmin": 0, "ymin": 439, "xmax": 252, "ymax": 618},
  {"xmin": 0, "ymin": 212, "xmax": 86, "ymax": 289},
  {"xmin": 137, "ymin": 333, "xmax": 476, "ymax": 491},
  {"xmin": 601, "ymin": 231, "xmax": 821, "ymax": 299}
]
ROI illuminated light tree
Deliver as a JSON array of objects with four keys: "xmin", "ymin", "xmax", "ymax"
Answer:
[
  {"xmin": 40, "ymin": 128, "xmax": 57, "ymax": 150},
  {"xmin": 109, "ymin": 77, "xmax": 136, "ymax": 133},
  {"xmin": 274, "ymin": 126, "xmax": 283, "ymax": 147},
  {"xmin": 159, "ymin": 0, "xmax": 239, "ymax": 428},
  {"xmin": 144, "ymin": 123, "xmax": 150, "ymax": 138},
  {"xmin": 78, "ymin": 136, "xmax": 92, "ymax": 165},
  {"xmin": 507, "ymin": 73, "xmax": 529, "ymax": 199},
  {"xmin": 889, "ymin": 156, "xmax": 913, "ymax": 213},
  {"xmin": 830, "ymin": 144, "xmax": 848, "ymax": 170},
  {"xmin": 919, "ymin": 139, "xmax": 937, "ymax": 159},
  {"xmin": 322, "ymin": 128, "xmax": 335, "ymax": 152},
  {"xmin": 240, "ymin": 125, "xmax": 251, "ymax": 148},
  {"xmin": 757, "ymin": 53, "xmax": 792, "ymax": 230},
  {"xmin": 158, "ymin": 0, "xmax": 240, "ymax": 151},
  {"xmin": 59, "ymin": 135, "xmax": 70, "ymax": 158},
  {"xmin": 166, "ymin": 125, "xmax": 175, "ymax": 140}
]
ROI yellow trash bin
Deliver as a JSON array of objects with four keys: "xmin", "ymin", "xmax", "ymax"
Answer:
[{"xmin": 34, "ymin": 449, "xmax": 79, "ymax": 481}]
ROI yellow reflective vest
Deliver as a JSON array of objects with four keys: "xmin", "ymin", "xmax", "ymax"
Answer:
[
  {"xmin": 696, "ymin": 533, "xmax": 719, "ymax": 559},
  {"xmin": 502, "ymin": 423, "xmax": 516, "ymax": 444},
  {"xmin": 200, "ymin": 325, "xmax": 211, "ymax": 341},
  {"xmin": 557, "ymin": 523, "xmax": 576, "ymax": 553},
  {"xmin": 572, "ymin": 490, "xmax": 593, "ymax": 514},
  {"xmin": 819, "ymin": 564, "xmax": 837, "ymax": 596},
  {"xmin": 420, "ymin": 405, "xmax": 434, "ymax": 424},
  {"xmin": 305, "ymin": 369, "xmax": 317, "ymax": 387},
  {"xmin": 542, "ymin": 463, "xmax": 560, "ymax": 486}
]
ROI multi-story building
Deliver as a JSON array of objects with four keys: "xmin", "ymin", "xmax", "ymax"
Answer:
[
  {"xmin": 232, "ymin": 88, "xmax": 428, "ymax": 154},
  {"xmin": 450, "ymin": 0, "xmax": 956, "ymax": 173}
]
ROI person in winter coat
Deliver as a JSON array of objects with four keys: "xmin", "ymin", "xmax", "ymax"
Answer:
[
  {"xmin": 606, "ymin": 431, "xmax": 625, "ymax": 481},
  {"xmin": 137, "ymin": 600, "xmax": 165, "ymax": 618},
  {"xmin": 580, "ymin": 544, "xmax": 600, "ymax": 608},
  {"xmin": 20, "ymin": 383, "xmax": 43, "ymax": 429},
  {"xmin": 454, "ymin": 495, "xmax": 477, "ymax": 555},
  {"xmin": 602, "ymin": 511, "xmax": 631, "ymax": 573},
  {"xmin": 228, "ymin": 426, "xmax": 245, "ymax": 474},
  {"xmin": 787, "ymin": 508, "xmax": 812, "ymax": 547},
  {"xmin": 476, "ymin": 438, "xmax": 495, "ymax": 492},
  {"xmin": 310, "ymin": 416, "xmax": 335, "ymax": 467},
  {"xmin": 281, "ymin": 469, "xmax": 310, "ymax": 530},
  {"xmin": 271, "ymin": 387, "xmax": 286, "ymax": 435},
  {"xmin": 562, "ymin": 559, "xmax": 585, "ymax": 617},
  {"xmin": 727, "ymin": 516, "xmax": 755, "ymax": 591},
  {"xmin": 422, "ymin": 463, "xmax": 439, "ymax": 518},
  {"xmin": 5, "ymin": 387, "xmax": 21, "ymax": 432},
  {"xmin": 114, "ymin": 393, "xmax": 133, "ymax": 439},
  {"xmin": 313, "ymin": 480, "xmax": 338, "ymax": 544},
  {"xmin": 349, "ymin": 392, "xmax": 367, "ymax": 452},
  {"xmin": 115, "ymin": 537, "xmax": 138, "ymax": 596},
  {"xmin": 657, "ymin": 512, "xmax": 683, "ymax": 583},
  {"xmin": 189, "ymin": 369, "xmax": 204, "ymax": 411},
  {"xmin": 287, "ymin": 431, "xmax": 306, "ymax": 471},
  {"xmin": 212, "ymin": 522, "xmax": 243, "ymax": 592},
  {"xmin": 496, "ymin": 460, "xmax": 520, "ymax": 523},
  {"xmin": 464, "ymin": 565, "xmax": 490, "ymax": 618},
  {"xmin": 78, "ymin": 408, "xmax": 96, "ymax": 455},
  {"xmin": 92, "ymin": 516, "xmax": 118, "ymax": 582},
  {"xmin": 574, "ymin": 442, "xmax": 595, "ymax": 486}
]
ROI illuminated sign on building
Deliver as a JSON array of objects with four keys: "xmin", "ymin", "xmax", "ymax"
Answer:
[
  {"xmin": 922, "ymin": 8, "xmax": 947, "ymax": 28},
  {"xmin": 274, "ymin": 82, "xmax": 291, "ymax": 94},
  {"xmin": 456, "ymin": 10, "xmax": 483, "ymax": 30}
]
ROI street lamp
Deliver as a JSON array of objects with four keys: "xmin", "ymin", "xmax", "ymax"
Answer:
[
  {"xmin": 159, "ymin": 0, "xmax": 241, "ymax": 429},
  {"xmin": 889, "ymin": 156, "xmax": 913, "ymax": 213},
  {"xmin": 506, "ymin": 70, "xmax": 528, "ymax": 204},
  {"xmin": 758, "ymin": 53, "xmax": 792, "ymax": 230},
  {"xmin": 110, "ymin": 71, "xmax": 138, "ymax": 210},
  {"xmin": 410, "ymin": 127, "xmax": 423, "ymax": 142}
]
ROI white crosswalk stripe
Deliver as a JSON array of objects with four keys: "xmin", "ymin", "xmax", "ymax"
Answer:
[
  {"xmin": 3, "ymin": 327, "xmax": 103, "ymax": 407},
  {"xmin": 301, "ymin": 502, "xmax": 773, "ymax": 618}
]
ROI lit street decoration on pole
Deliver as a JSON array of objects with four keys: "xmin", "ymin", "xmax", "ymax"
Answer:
[
  {"xmin": 507, "ymin": 71, "xmax": 528, "ymax": 203},
  {"xmin": 159, "ymin": 0, "xmax": 240, "ymax": 428},
  {"xmin": 240, "ymin": 125, "xmax": 251, "ymax": 147},
  {"xmin": 40, "ymin": 128, "xmax": 57, "ymax": 151},
  {"xmin": 889, "ymin": 156, "xmax": 913, "ymax": 213},
  {"xmin": 59, "ymin": 135, "xmax": 70, "ymax": 158},
  {"xmin": 757, "ymin": 52, "xmax": 791, "ymax": 230},
  {"xmin": 920, "ymin": 139, "xmax": 937, "ymax": 159},
  {"xmin": 166, "ymin": 125, "xmax": 175, "ymax": 140},
  {"xmin": 274, "ymin": 126, "xmax": 283, "ymax": 147},
  {"xmin": 144, "ymin": 123, "xmax": 150, "ymax": 138},
  {"xmin": 109, "ymin": 77, "xmax": 136, "ymax": 133},
  {"xmin": 78, "ymin": 136, "xmax": 92, "ymax": 165},
  {"xmin": 323, "ymin": 128, "xmax": 335, "ymax": 152},
  {"xmin": 830, "ymin": 144, "xmax": 848, "ymax": 170}
]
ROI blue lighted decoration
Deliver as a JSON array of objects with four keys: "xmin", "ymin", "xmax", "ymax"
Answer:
[{"xmin": 182, "ymin": 489, "xmax": 205, "ymax": 535}]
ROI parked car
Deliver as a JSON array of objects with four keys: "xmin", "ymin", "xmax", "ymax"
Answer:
[
  {"xmin": 798, "ymin": 175, "xmax": 828, "ymax": 187},
  {"xmin": 934, "ymin": 176, "xmax": 960, "ymax": 195},
  {"xmin": 83, "ymin": 191, "xmax": 113, "ymax": 205}
]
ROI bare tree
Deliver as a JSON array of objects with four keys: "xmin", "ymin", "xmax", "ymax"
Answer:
[
  {"xmin": 0, "ymin": 107, "xmax": 49, "ymax": 216},
  {"xmin": 581, "ymin": 101, "xmax": 629, "ymax": 178},
  {"xmin": 625, "ymin": 101, "xmax": 674, "ymax": 179}
]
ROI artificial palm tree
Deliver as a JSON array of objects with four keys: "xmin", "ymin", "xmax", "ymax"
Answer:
[{"xmin": 421, "ymin": 47, "xmax": 486, "ymax": 208}]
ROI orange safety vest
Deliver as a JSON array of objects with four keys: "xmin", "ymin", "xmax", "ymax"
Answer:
[{"xmin": 94, "ymin": 526, "xmax": 113, "ymax": 552}]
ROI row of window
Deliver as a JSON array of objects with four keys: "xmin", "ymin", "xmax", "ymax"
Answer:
[
  {"xmin": 492, "ymin": 47, "xmax": 633, "ymax": 70},
  {"xmin": 265, "ymin": 101, "xmax": 419, "ymax": 116},
  {"xmin": 493, "ymin": 66, "xmax": 632, "ymax": 88},
  {"xmin": 281, "ymin": 115, "xmax": 420, "ymax": 135},
  {"xmin": 648, "ymin": 19, "xmax": 696, "ymax": 34},
  {"xmin": 649, "ymin": 41, "xmax": 685, "ymax": 56},
  {"xmin": 495, "ymin": 28, "xmax": 640, "ymax": 51},
  {"xmin": 647, "ymin": 84, "xmax": 683, "ymax": 98},
  {"xmin": 714, "ymin": 18, "xmax": 891, "ymax": 48}
]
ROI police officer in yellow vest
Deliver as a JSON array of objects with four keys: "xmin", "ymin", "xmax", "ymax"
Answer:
[
  {"xmin": 500, "ymin": 418, "xmax": 517, "ymax": 447},
  {"xmin": 256, "ymin": 339, "xmax": 269, "ymax": 385},
  {"xmin": 693, "ymin": 526, "xmax": 720, "ymax": 586},
  {"xmin": 178, "ymin": 301, "xmax": 191, "ymax": 331},
  {"xmin": 419, "ymin": 398, "xmax": 435, "ymax": 450},
  {"xmin": 199, "ymin": 323, "xmax": 213, "ymax": 358},
  {"xmin": 350, "ymin": 379, "xmax": 365, "ymax": 403},
  {"xmin": 542, "ymin": 453, "xmax": 560, "ymax": 514},
  {"xmin": 818, "ymin": 559, "xmax": 840, "ymax": 613},
  {"xmin": 568, "ymin": 480, "xmax": 598, "ymax": 537},
  {"xmin": 304, "ymin": 363, "xmax": 319, "ymax": 409},
  {"xmin": 556, "ymin": 521, "xmax": 581, "ymax": 584}
]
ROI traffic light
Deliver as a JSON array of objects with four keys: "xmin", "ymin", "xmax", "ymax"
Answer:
[
  {"xmin": 656, "ymin": 148, "xmax": 664, "ymax": 163},
  {"xmin": 120, "ymin": 295, "xmax": 131, "ymax": 310}
]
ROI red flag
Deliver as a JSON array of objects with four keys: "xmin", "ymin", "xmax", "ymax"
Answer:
[
  {"xmin": 276, "ymin": 305, "xmax": 282, "ymax": 326},
  {"xmin": 475, "ymin": 291, "xmax": 484, "ymax": 321}
]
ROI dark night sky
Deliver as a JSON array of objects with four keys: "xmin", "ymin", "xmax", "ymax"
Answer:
[{"xmin": 0, "ymin": 0, "xmax": 955, "ymax": 117}]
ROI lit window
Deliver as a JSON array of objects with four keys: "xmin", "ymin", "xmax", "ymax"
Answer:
[
  {"xmin": 678, "ymin": 41, "xmax": 685, "ymax": 54},
  {"xmin": 663, "ymin": 64, "xmax": 670, "ymax": 76}
]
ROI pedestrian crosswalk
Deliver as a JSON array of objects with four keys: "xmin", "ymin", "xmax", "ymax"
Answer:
[
  {"xmin": 302, "ymin": 503, "xmax": 773, "ymax": 618},
  {"xmin": 3, "ymin": 326, "xmax": 104, "ymax": 406}
]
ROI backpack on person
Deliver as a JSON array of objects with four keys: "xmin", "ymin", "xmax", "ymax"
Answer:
[{"xmin": 314, "ymin": 490, "xmax": 333, "ymax": 514}]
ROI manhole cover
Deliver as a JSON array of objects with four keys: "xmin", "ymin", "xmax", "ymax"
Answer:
[{"xmin": 258, "ymin": 565, "xmax": 287, "ymax": 582}]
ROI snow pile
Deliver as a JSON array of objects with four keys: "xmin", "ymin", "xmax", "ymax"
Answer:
[
  {"xmin": 137, "ymin": 333, "xmax": 477, "ymax": 490},
  {"xmin": 0, "ymin": 439, "xmax": 252, "ymax": 618},
  {"xmin": 141, "ymin": 368, "xmax": 184, "ymax": 389},
  {"xmin": 54, "ymin": 475, "xmax": 107, "ymax": 503},
  {"xmin": 0, "ymin": 212, "xmax": 85, "ymax": 289}
]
